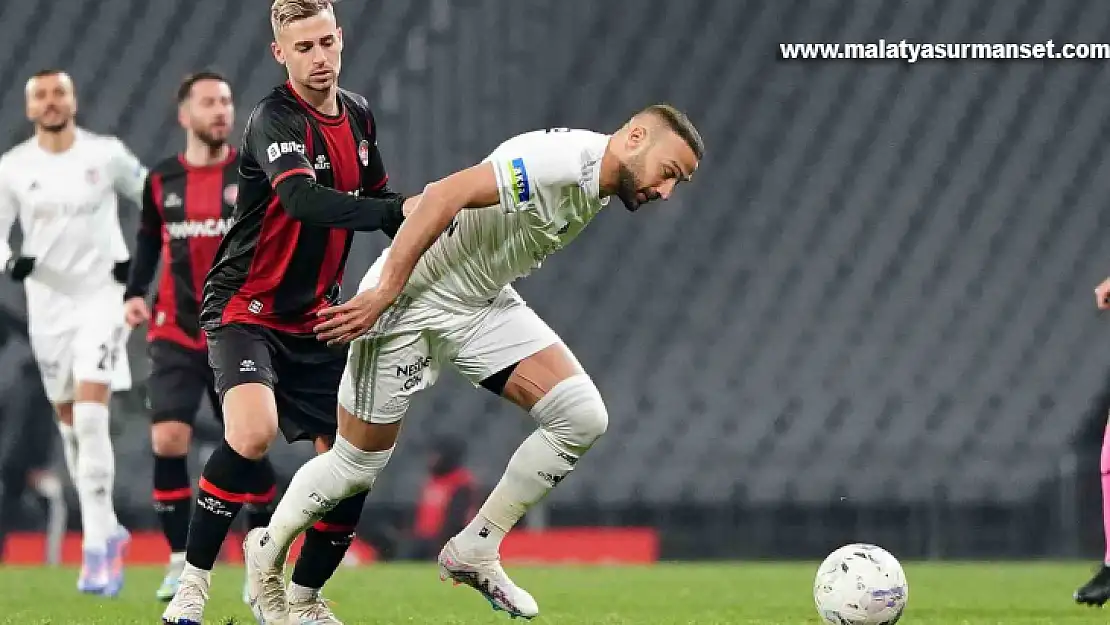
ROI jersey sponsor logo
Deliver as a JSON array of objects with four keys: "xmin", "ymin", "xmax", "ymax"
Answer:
[
  {"xmin": 266, "ymin": 141, "xmax": 306, "ymax": 163},
  {"xmin": 34, "ymin": 200, "xmax": 101, "ymax": 218},
  {"xmin": 509, "ymin": 157, "xmax": 531, "ymax": 204},
  {"xmin": 223, "ymin": 184, "xmax": 238, "ymax": 206},
  {"xmin": 358, "ymin": 140, "xmax": 370, "ymax": 166},
  {"xmin": 314, "ymin": 154, "xmax": 331, "ymax": 170},
  {"xmin": 165, "ymin": 217, "xmax": 234, "ymax": 239}
]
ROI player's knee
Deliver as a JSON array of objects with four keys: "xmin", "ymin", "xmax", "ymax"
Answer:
[
  {"xmin": 224, "ymin": 410, "xmax": 278, "ymax": 459},
  {"xmin": 330, "ymin": 435, "xmax": 394, "ymax": 493},
  {"xmin": 225, "ymin": 425, "xmax": 276, "ymax": 459},
  {"xmin": 73, "ymin": 381, "xmax": 111, "ymax": 404},
  {"xmin": 151, "ymin": 421, "xmax": 192, "ymax": 457},
  {"xmin": 532, "ymin": 374, "xmax": 608, "ymax": 452},
  {"xmin": 53, "ymin": 403, "xmax": 74, "ymax": 426},
  {"xmin": 222, "ymin": 383, "xmax": 280, "ymax": 459}
]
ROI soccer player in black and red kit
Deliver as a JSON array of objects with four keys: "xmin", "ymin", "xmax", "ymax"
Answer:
[
  {"xmin": 124, "ymin": 72, "xmax": 277, "ymax": 603},
  {"xmin": 162, "ymin": 2, "xmax": 410, "ymax": 624}
]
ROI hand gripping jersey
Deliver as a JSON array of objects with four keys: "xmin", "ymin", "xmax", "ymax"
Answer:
[{"xmin": 400, "ymin": 129, "xmax": 611, "ymax": 305}]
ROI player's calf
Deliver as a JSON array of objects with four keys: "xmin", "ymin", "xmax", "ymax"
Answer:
[
  {"xmin": 72, "ymin": 380, "xmax": 126, "ymax": 596},
  {"xmin": 455, "ymin": 373, "xmax": 607, "ymax": 559},
  {"xmin": 252, "ymin": 431, "xmax": 392, "ymax": 570},
  {"xmin": 151, "ymin": 445, "xmax": 191, "ymax": 601},
  {"xmin": 288, "ymin": 491, "xmax": 367, "ymax": 600}
]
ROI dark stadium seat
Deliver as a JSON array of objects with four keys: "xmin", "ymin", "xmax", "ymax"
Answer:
[{"xmin": 2, "ymin": 2, "xmax": 1110, "ymax": 558}]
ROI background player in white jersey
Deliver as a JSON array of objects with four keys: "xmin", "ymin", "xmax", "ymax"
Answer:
[
  {"xmin": 0, "ymin": 69, "xmax": 146, "ymax": 597},
  {"xmin": 243, "ymin": 104, "xmax": 703, "ymax": 621}
]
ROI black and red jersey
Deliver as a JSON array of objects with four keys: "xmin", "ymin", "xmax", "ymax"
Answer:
[
  {"xmin": 126, "ymin": 150, "xmax": 239, "ymax": 351},
  {"xmin": 201, "ymin": 82, "xmax": 394, "ymax": 334}
]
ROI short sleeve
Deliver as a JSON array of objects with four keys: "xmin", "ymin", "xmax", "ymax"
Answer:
[
  {"xmin": 487, "ymin": 132, "xmax": 583, "ymax": 217},
  {"xmin": 107, "ymin": 137, "xmax": 147, "ymax": 205},
  {"xmin": 245, "ymin": 103, "xmax": 314, "ymax": 186}
]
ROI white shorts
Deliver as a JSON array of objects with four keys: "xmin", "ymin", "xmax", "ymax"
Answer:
[
  {"xmin": 29, "ymin": 287, "xmax": 132, "ymax": 403},
  {"xmin": 337, "ymin": 286, "xmax": 559, "ymax": 424}
]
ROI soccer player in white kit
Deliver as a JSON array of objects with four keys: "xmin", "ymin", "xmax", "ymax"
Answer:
[
  {"xmin": 243, "ymin": 104, "xmax": 703, "ymax": 621},
  {"xmin": 0, "ymin": 70, "xmax": 145, "ymax": 596}
]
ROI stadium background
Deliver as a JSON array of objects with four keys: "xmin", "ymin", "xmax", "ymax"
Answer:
[{"xmin": 0, "ymin": 0, "xmax": 1109, "ymax": 564}]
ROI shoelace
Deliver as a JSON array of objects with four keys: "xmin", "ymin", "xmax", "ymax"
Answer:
[
  {"xmin": 293, "ymin": 595, "xmax": 336, "ymax": 621},
  {"xmin": 175, "ymin": 580, "xmax": 209, "ymax": 612},
  {"xmin": 258, "ymin": 570, "xmax": 289, "ymax": 613}
]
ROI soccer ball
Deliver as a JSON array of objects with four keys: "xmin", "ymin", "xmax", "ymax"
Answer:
[{"xmin": 813, "ymin": 543, "xmax": 908, "ymax": 625}]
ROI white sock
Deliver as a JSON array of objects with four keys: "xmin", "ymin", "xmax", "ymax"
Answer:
[
  {"xmin": 455, "ymin": 430, "xmax": 574, "ymax": 558},
  {"xmin": 257, "ymin": 436, "xmax": 393, "ymax": 567},
  {"xmin": 73, "ymin": 401, "xmax": 119, "ymax": 550},
  {"xmin": 56, "ymin": 422, "xmax": 80, "ymax": 484},
  {"xmin": 456, "ymin": 375, "xmax": 608, "ymax": 559}
]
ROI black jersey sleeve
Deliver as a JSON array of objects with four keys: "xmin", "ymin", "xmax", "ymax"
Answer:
[
  {"xmin": 244, "ymin": 101, "xmax": 315, "ymax": 187},
  {"xmin": 351, "ymin": 97, "xmax": 406, "ymax": 236},
  {"xmin": 124, "ymin": 175, "xmax": 162, "ymax": 300},
  {"xmin": 274, "ymin": 176, "xmax": 405, "ymax": 233}
]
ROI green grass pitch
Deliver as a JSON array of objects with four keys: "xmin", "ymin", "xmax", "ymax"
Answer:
[{"xmin": 0, "ymin": 562, "xmax": 1101, "ymax": 624}]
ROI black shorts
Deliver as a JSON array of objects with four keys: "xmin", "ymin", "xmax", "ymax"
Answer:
[
  {"xmin": 206, "ymin": 323, "xmax": 347, "ymax": 443},
  {"xmin": 147, "ymin": 339, "xmax": 220, "ymax": 426}
]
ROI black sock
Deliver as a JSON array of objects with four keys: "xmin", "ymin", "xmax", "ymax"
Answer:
[
  {"xmin": 245, "ymin": 456, "xmax": 277, "ymax": 530},
  {"xmin": 185, "ymin": 441, "xmax": 262, "ymax": 571},
  {"xmin": 290, "ymin": 490, "xmax": 368, "ymax": 590},
  {"xmin": 153, "ymin": 454, "xmax": 191, "ymax": 553}
]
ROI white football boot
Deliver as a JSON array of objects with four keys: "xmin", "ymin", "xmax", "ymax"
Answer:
[
  {"xmin": 160, "ymin": 570, "xmax": 208, "ymax": 625},
  {"xmin": 288, "ymin": 589, "xmax": 343, "ymax": 624},
  {"xmin": 243, "ymin": 528, "xmax": 296, "ymax": 625},
  {"xmin": 437, "ymin": 538, "xmax": 539, "ymax": 619}
]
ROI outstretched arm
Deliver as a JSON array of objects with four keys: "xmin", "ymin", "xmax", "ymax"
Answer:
[
  {"xmin": 249, "ymin": 103, "xmax": 407, "ymax": 233},
  {"xmin": 313, "ymin": 162, "xmax": 499, "ymax": 344},
  {"xmin": 375, "ymin": 163, "xmax": 500, "ymax": 298}
]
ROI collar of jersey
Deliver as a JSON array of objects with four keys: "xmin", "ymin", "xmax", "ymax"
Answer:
[{"xmin": 286, "ymin": 81, "xmax": 348, "ymax": 126}]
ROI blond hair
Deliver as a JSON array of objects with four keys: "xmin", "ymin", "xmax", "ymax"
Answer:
[{"xmin": 271, "ymin": 0, "xmax": 334, "ymax": 36}]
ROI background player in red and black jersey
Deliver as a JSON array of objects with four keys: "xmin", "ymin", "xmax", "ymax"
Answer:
[
  {"xmin": 163, "ymin": 2, "xmax": 411, "ymax": 623},
  {"xmin": 124, "ymin": 72, "xmax": 278, "ymax": 604}
]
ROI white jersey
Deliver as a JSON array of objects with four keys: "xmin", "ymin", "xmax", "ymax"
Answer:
[
  {"xmin": 398, "ymin": 129, "xmax": 610, "ymax": 305},
  {"xmin": 0, "ymin": 128, "xmax": 146, "ymax": 330}
]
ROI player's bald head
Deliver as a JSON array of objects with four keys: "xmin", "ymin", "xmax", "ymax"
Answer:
[
  {"xmin": 25, "ymin": 69, "xmax": 77, "ymax": 134},
  {"xmin": 627, "ymin": 104, "xmax": 705, "ymax": 161},
  {"xmin": 608, "ymin": 103, "xmax": 703, "ymax": 212}
]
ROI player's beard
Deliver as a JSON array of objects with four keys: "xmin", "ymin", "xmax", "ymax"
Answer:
[
  {"xmin": 195, "ymin": 128, "xmax": 228, "ymax": 151},
  {"xmin": 616, "ymin": 158, "xmax": 650, "ymax": 212},
  {"xmin": 37, "ymin": 110, "xmax": 72, "ymax": 134}
]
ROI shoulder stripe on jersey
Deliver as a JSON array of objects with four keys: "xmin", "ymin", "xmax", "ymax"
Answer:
[{"xmin": 272, "ymin": 167, "xmax": 314, "ymax": 187}]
